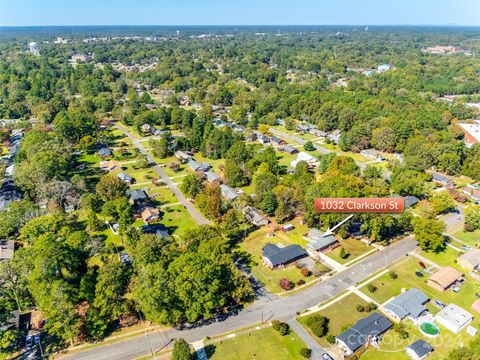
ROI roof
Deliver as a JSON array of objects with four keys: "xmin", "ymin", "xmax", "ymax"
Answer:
[
  {"xmin": 471, "ymin": 299, "xmax": 480, "ymax": 314},
  {"xmin": 458, "ymin": 123, "xmax": 480, "ymax": 144},
  {"xmin": 336, "ymin": 313, "xmax": 392, "ymax": 353},
  {"xmin": 220, "ymin": 184, "xmax": 238, "ymax": 201},
  {"xmin": 0, "ymin": 240, "xmax": 14, "ymax": 260},
  {"xmin": 428, "ymin": 266, "xmax": 463, "ymax": 288},
  {"xmin": 291, "ymin": 151, "xmax": 317, "ymax": 167},
  {"xmin": 407, "ymin": 340, "xmax": 433, "ymax": 358},
  {"xmin": 117, "ymin": 172, "xmax": 132, "ymax": 181},
  {"xmin": 188, "ymin": 159, "xmax": 201, "ymax": 171},
  {"xmin": 430, "ymin": 172, "xmax": 453, "ymax": 184},
  {"xmin": 98, "ymin": 147, "xmax": 112, "ymax": 157},
  {"xmin": 404, "ymin": 196, "xmax": 420, "ymax": 208},
  {"xmin": 244, "ymin": 206, "xmax": 269, "ymax": 226},
  {"xmin": 384, "ymin": 289, "xmax": 429, "ymax": 319},
  {"xmin": 280, "ymin": 145, "xmax": 298, "ymax": 154},
  {"xmin": 270, "ymin": 136, "xmax": 283, "ymax": 144},
  {"xmin": 141, "ymin": 207, "xmax": 159, "ymax": 220},
  {"xmin": 127, "ymin": 189, "xmax": 148, "ymax": 202},
  {"xmin": 458, "ymin": 249, "xmax": 480, "ymax": 269},
  {"xmin": 262, "ymin": 243, "xmax": 308, "ymax": 267},
  {"xmin": 307, "ymin": 229, "xmax": 337, "ymax": 251},
  {"xmin": 361, "ymin": 149, "xmax": 379, "ymax": 157},
  {"xmin": 205, "ymin": 171, "xmax": 220, "ymax": 183},
  {"xmin": 436, "ymin": 304, "xmax": 473, "ymax": 328}
]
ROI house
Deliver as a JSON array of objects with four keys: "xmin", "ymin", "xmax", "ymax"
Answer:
[
  {"xmin": 270, "ymin": 136, "xmax": 286, "ymax": 146},
  {"xmin": 282, "ymin": 224, "xmax": 295, "ymax": 232},
  {"xmin": 457, "ymin": 249, "xmax": 480, "ymax": 272},
  {"xmin": 279, "ymin": 145, "xmax": 298, "ymax": 155},
  {"xmin": 175, "ymin": 150, "xmax": 191, "ymax": 163},
  {"xmin": 244, "ymin": 206, "xmax": 269, "ymax": 226},
  {"xmin": 430, "ymin": 172, "xmax": 455, "ymax": 188},
  {"xmin": 383, "ymin": 289, "xmax": 429, "ymax": 322},
  {"xmin": 377, "ymin": 63, "xmax": 392, "ymax": 73},
  {"xmin": 360, "ymin": 148, "xmax": 382, "ymax": 160},
  {"xmin": 141, "ymin": 207, "xmax": 160, "ymax": 223},
  {"xmin": 336, "ymin": 313, "xmax": 392, "ymax": 355},
  {"xmin": 435, "ymin": 304, "xmax": 473, "ymax": 334},
  {"xmin": 309, "ymin": 128, "xmax": 327, "ymax": 137},
  {"xmin": 471, "ymin": 299, "xmax": 480, "ymax": 314},
  {"xmin": 220, "ymin": 184, "xmax": 238, "ymax": 201},
  {"xmin": 457, "ymin": 121, "xmax": 480, "ymax": 147},
  {"xmin": 141, "ymin": 123, "xmax": 152, "ymax": 134},
  {"xmin": 127, "ymin": 189, "xmax": 149, "ymax": 205},
  {"xmin": 187, "ymin": 159, "xmax": 210, "ymax": 172},
  {"xmin": 427, "ymin": 266, "xmax": 463, "ymax": 292},
  {"xmin": 257, "ymin": 134, "xmax": 270, "ymax": 144},
  {"xmin": 463, "ymin": 184, "xmax": 480, "ymax": 201},
  {"xmin": 290, "ymin": 151, "xmax": 318, "ymax": 168},
  {"xmin": 261, "ymin": 243, "xmax": 308, "ymax": 269},
  {"xmin": 0, "ymin": 240, "xmax": 14, "ymax": 261},
  {"xmin": 305, "ymin": 229, "xmax": 338, "ymax": 252},
  {"xmin": 204, "ymin": 171, "xmax": 220, "ymax": 184},
  {"xmin": 233, "ymin": 125, "xmax": 246, "ymax": 133},
  {"xmin": 100, "ymin": 160, "xmax": 121, "ymax": 172},
  {"xmin": 404, "ymin": 196, "xmax": 420, "ymax": 209},
  {"xmin": 141, "ymin": 224, "xmax": 169, "ymax": 239},
  {"xmin": 117, "ymin": 172, "xmax": 134, "ymax": 184},
  {"xmin": 406, "ymin": 340, "xmax": 434, "ymax": 360},
  {"xmin": 144, "ymin": 104, "xmax": 156, "ymax": 110},
  {"xmin": 98, "ymin": 147, "xmax": 113, "ymax": 159}
]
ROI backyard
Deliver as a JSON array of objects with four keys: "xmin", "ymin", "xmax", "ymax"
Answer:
[{"xmin": 207, "ymin": 326, "xmax": 307, "ymax": 360}]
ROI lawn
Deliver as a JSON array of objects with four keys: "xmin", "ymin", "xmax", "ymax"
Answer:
[
  {"xmin": 417, "ymin": 246, "xmax": 463, "ymax": 271},
  {"xmin": 298, "ymin": 293, "xmax": 370, "ymax": 347},
  {"xmin": 207, "ymin": 326, "xmax": 307, "ymax": 360},
  {"xmin": 160, "ymin": 204, "xmax": 198, "ymax": 237},
  {"xmin": 359, "ymin": 257, "xmax": 480, "ymax": 312},
  {"xmin": 241, "ymin": 221, "xmax": 330, "ymax": 294},
  {"xmin": 325, "ymin": 238, "xmax": 372, "ymax": 265},
  {"xmin": 452, "ymin": 229, "xmax": 480, "ymax": 248}
]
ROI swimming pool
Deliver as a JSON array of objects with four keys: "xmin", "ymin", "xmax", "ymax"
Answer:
[{"xmin": 419, "ymin": 322, "xmax": 440, "ymax": 337}]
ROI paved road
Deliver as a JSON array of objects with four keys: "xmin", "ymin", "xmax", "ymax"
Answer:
[
  {"xmin": 115, "ymin": 124, "xmax": 211, "ymax": 226},
  {"xmin": 288, "ymin": 319, "xmax": 327, "ymax": 360},
  {"xmin": 61, "ymin": 237, "xmax": 416, "ymax": 360}
]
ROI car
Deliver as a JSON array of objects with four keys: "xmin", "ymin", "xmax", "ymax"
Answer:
[
  {"xmin": 434, "ymin": 299, "xmax": 446, "ymax": 309},
  {"xmin": 452, "ymin": 286, "xmax": 460, "ymax": 293},
  {"xmin": 25, "ymin": 335, "xmax": 33, "ymax": 348},
  {"xmin": 462, "ymin": 245, "xmax": 471, "ymax": 251},
  {"xmin": 322, "ymin": 353, "xmax": 334, "ymax": 360}
]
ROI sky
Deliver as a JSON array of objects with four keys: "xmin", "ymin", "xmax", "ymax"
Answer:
[{"xmin": 0, "ymin": 0, "xmax": 479, "ymax": 27}]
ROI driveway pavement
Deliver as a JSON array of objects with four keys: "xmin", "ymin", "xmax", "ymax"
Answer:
[
  {"xmin": 61, "ymin": 236, "xmax": 416, "ymax": 360},
  {"xmin": 115, "ymin": 124, "xmax": 211, "ymax": 226}
]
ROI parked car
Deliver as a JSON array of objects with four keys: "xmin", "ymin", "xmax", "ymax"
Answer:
[
  {"xmin": 434, "ymin": 299, "xmax": 446, "ymax": 309},
  {"xmin": 462, "ymin": 245, "xmax": 471, "ymax": 251},
  {"xmin": 452, "ymin": 286, "xmax": 461, "ymax": 293},
  {"xmin": 322, "ymin": 353, "xmax": 334, "ymax": 360}
]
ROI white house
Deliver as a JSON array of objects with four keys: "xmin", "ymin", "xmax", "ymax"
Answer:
[
  {"xmin": 435, "ymin": 304, "xmax": 473, "ymax": 334},
  {"xmin": 290, "ymin": 151, "xmax": 317, "ymax": 168}
]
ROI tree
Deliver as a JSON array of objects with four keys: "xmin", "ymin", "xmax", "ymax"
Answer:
[
  {"xmin": 96, "ymin": 174, "xmax": 128, "ymax": 201},
  {"xmin": 180, "ymin": 174, "xmax": 204, "ymax": 199},
  {"xmin": 431, "ymin": 191, "xmax": 455, "ymax": 215},
  {"xmin": 279, "ymin": 278, "xmax": 293, "ymax": 291},
  {"xmin": 195, "ymin": 183, "xmax": 223, "ymax": 221},
  {"xmin": 367, "ymin": 284, "xmax": 377, "ymax": 293},
  {"xmin": 171, "ymin": 338, "xmax": 193, "ymax": 360},
  {"xmin": 272, "ymin": 320, "xmax": 290, "ymax": 336},
  {"xmin": 304, "ymin": 141, "xmax": 315, "ymax": 151},
  {"xmin": 464, "ymin": 205, "xmax": 480, "ymax": 231},
  {"xmin": 305, "ymin": 315, "xmax": 329, "ymax": 337},
  {"xmin": 413, "ymin": 217, "xmax": 446, "ymax": 252},
  {"xmin": 300, "ymin": 348, "xmax": 312, "ymax": 359}
]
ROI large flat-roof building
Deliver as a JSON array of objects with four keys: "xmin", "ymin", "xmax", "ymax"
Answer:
[{"xmin": 435, "ymin": 304, "xmax": 473, "ymax": 334}]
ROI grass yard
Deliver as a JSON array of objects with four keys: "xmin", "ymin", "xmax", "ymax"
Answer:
[
  {"xmin": 160, "ymin": 205, "xmax": 198, "ymax": 237},
  {"xmin": 417, "ymin": 247, "xmax": 463, "ymax": 271},
  {"xmin": 359, "ymin": 257, "xmax": 480, "ymax": 311},
  {"xmin": 298, "ymin": 293, "xmax": 370, "ymax": 347},
  {"xmin": 452, "ymin": 229, "xmax": 480, "ymax": 248},
  {"xmin": 325, "ymin": 238, "xmax": 372, "ymax": 265},
  {"xmin": 207, "ymin": 326, "xmax": 307, "ymax": 360}
]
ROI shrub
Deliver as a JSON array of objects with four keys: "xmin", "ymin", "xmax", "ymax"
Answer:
[
  {"xmin": 300, "ymin": 348, "xmax": 312, "ymax": 359},
  {"xmin": 389, "ymin": 271, "xmax": 398, "ymax": 279},
  {"xmin": 279, "ymin": 278, "xmax": 293, "ymax": 291},
  {"xmin": 356, "ymin": 304, "xmax": 365, "ymax": 312},
  {"xmin": 326, "ymin": 335, "xmax": 336, "ymax": 344},
  {"xmin": 297, "ymin": 279, "xmax": 306, "ymax": 286},
  {"xmin": 305, "ymin": 315, "xmax": 329, "ymax": 337},
  {"xmin": 304, "ymin": 141, "xmax": 315, "ymax": 151},
  {"xmin": 365, "ymin": 302, "xmax": 378, "ymax": 312},
  {"xmin": 367, "ymin": 284, "xmax": 377, "ymax": 293},
  {"xmin": 393, "ymin": 323, "xmax": 409, "ymax": 339},
  {"xmin": 301, "ymin": 268, "xmax": 312, "ymax": 277},
  {"xmin": 272, "ymin": 320, "xmax": 290, "ymax": 336},
  {"xmin": 339, "ymin": 247, "xmax": 349, "ymax": 259}
]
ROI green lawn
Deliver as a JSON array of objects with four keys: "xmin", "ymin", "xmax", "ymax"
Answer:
[
  {"xmin": 452, "ymin": 229, "xmax": 480, "ymax": 248},
  {"xmin": 241, "ymin": 221, "xmax": 330, "ymax": 294},
  {"xmin": 207, "ymin": 326, "xmax": 307, "ymax": 360},
  {"xmin": 298, "ymin": 293, "xmax": 370, "ymax": 347},
  {"xmin": 417, "ymin": 247, "xmax": 463, "ymax": 271},
  {"xmin": 325, "ymin": 238, "xmax": 372, "ymax": 265},
  {"xmin": 160, "ymin": 205, "xmax": 198, "ymax": 237},
  {"xmin": 359, "ymin": 257, "xmax": 480, "ymax": 311}
]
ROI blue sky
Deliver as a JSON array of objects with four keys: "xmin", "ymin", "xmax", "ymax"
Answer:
[{"xmin": 0, "ymin": 0, "xmax": 479, "ymax": 27}]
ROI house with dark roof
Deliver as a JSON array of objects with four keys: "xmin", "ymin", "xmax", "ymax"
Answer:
[
  {"xmin": 305, "ymin": 229, "xmax": 338, "ymax": 252},
  {"xmin": 243, "ymin": 206, "xmax": 269, "ymax": 227},
  {"xmin": 175, "ymin": 150, "xmax": 192, "ymax": 163},
  {"xmin": 279, "ymin": 145, "xmax": 298, "ymax": 155},
  {"xmin": 220, "ymin": 184, "xmax": 238, "ymax": 201},
  {"xmin": 204, "ymin": 171, "xmax": 221, "ymax": 184},
  {"xmin": 383, "ymin": 289, "xmax": 429, "ymax": 323},
  {"xmin": 117, "ymin": 172, "xmax": 134, "ymax": 184},
  {"xmin": 261, "ymin": 243, "xmax": 308, "ymax": 269},
  {"xmin": 98, "ymin": 147, "xmax": 113, "ymax": 159},
  {"xmin": 404, "ymin": 196, "xmax": 420, "ymax": 209},
  {"xmin": 187, "ymin": 159, "xmax": 211, "ymax": 172},
  {"xmin": 127, "ymin": 189, "xmax": 149, "ymax": 205},
  {"xmin": 406, "ymin": 340, "xmax": 433, "ymax": 360},
  {"xmin": 430, "ymin": 172, "xmax": 455, "ymax": 188},
  {"xmin": 270, "ymin": 136, "xmax": 286, "ymax": 146},
  {"xmin": 336, "ymin": 313, "xmax": 392, "ymax": 355}
]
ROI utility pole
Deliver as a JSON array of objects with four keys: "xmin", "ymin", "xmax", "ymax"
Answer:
[{"xmin": 138, "ymin": 313, "xmax": 156, "ymax": 360}]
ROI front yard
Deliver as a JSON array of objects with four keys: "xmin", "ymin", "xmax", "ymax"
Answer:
[{"xmin": 325, "ymin": 238, "xmax": 373, "ymax": 265}]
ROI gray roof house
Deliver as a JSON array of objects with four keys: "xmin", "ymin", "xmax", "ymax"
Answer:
[
  {"xmin": 279, "ymin": 145, "xmax": 298, "ymax": 155},
  {"xmin": 430, "ymin": 172, "xmax": 455, "ymax": 187},
  {"xmin": 244, "ymin": 206, "xmax": 269, "ymax": 227},
  {"xmin": 404, "ymin": 195, "xmax": 420, "ymax": 209},
  {"xmin": 261, "ymin": 243, "xmax": 308, "ymax": 269},
  {"xmin": 305, "ymin": 229, "xmax": 338, "ymax": 252},
  {"xmin": 188, "ymin": 159, "xmax": 211, "ymax": 172},
  {"xmin": 406, "ymin": 340, "xmax": 433, "ymax": 360},
  {"xmin": 204, "ymin": 171, "xmax": 220, "ymax": 184},
  {"xmin": 270, "ymin": 136, "xmax": 285, "ymax": 146},
  {"xmin": 117, "ymin": 172, "xmax": 134, "ymax": 184},
  {"xmin": 127, "ymin": 189, "xmax": 149, "ymax": 204},
  {"xmin": 384, "ymin": 289, "xmax": 429, "ymax": 322},
  {"xmin": 98, "ymin": 147, "xmax": 113, "ymax": 159},
  {"xmin": 220, "ymin": 184, "xmax": 238, "ymax": 201},
  {"xmin": 336, "ymin": 313, "xmax": 392, "ymax": 355}
]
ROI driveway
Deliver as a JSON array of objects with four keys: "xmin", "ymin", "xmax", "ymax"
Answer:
[
  {"xmin": 61, "ymin": 236, "xmax": 416, "ymax": 360},
  {"xmin": 115, "ymin": 124, "xmax": 211, "ymax": 226}
]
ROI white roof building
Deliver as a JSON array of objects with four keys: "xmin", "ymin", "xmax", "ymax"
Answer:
[
  {"xmin": 458, "ymin": 121, "xmax": 480, "ymax": 147},
  {"xmin": 290, "ymin": 151, "xmax": 317, "ymax": 168},
  {"xmin": 435, "ymin": 304, "xmax": 473, "ymax": 334}
]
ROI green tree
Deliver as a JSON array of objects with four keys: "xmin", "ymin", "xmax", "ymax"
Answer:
[
  {"xmin": 413, "ymin": 217, "xmax": 446, "ymax": 252},
  {"xmin": 96, "ymin": 174, "xmax": 128, "ymax": 201},
  {"xmin": 171, "ymin": 338, "xmax": 193, "ymax": 360}
]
